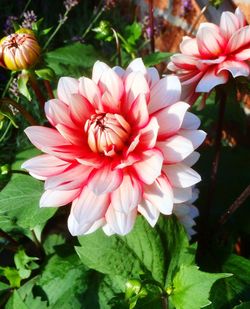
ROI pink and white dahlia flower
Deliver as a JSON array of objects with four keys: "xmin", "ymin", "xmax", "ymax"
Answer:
[
  {"xmin": 22, "ymin": 58, "xmax": 206, "ymax": 236},
  {"xmin": 168, "ymin": 7, "xmax": 250, "ymax": 104}
]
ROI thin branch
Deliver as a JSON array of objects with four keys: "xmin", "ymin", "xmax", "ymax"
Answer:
[
  {"xmin": 187, "ymin": 3, "xmax": 209, "ymax": 36},
  {"xmin": 43, "ymin": 80, "xmax": 54, "ymax": 99},
  {"xmin": 219, "ymin": 184, "xmax": 250, "ymax": 225},
  {"xmin": 148, "ymin": 0, "xmax": 155, "ymax": 53},
  {"xmin": 161, "ymin": 293, "xmax": 168, "ymax": 309},
  {"xmin": 1, "ymin": 98, "xmax": 38, "ymax": 125},
  {"xmin": 29, "ymin": 77, "xmax": 46, "ymax": 110},
  {"xmin": 111, "ymin": 28, "xmax": 122, "ymax": 66},
  {"xmin": 82, "ymin": 3, "xmax": 104, "ymax": 38}
]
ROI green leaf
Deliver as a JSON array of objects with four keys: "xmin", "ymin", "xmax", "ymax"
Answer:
[
  {"xmin": 143, "ymin": 52, "xmax": 172, "ymax": 67},
  {"xmin": 44, "ymin": 43, "xmax": 102, "ymax": 77},
  {"xmin": 14, "ymin": 249, "xmax": 39, "ymax": 280},
  {"xmin": 169, "ymin": 265, "xmax": 231, "ymax": 309},
  {"xmin": 124, "ymin": 22, "xmax": 142, "ymax": 46},
  {"xmin": 234, "ymin": 302, "xmax": 250, "ymax": 308},
  {"xmin": 12, "ymin": 147, "xmax": 41, "ymax": 171},
  {"xmin": 18, "ymin": 73, "xmax": 31, "ymax": 101},
  {"xmin": 6, "ymin": 290, "xmax": 28, "ymax": 309},
  {"xmin": 0, "ymin": 174, "xmax": 56, "ymax": 231},
  {"xmin": 35, "ymin": 67, "xmax": 55, "ymax": 81},
  {"xmin": 1, "ymin": 267, "xmax": 21, "ymax": 288}
]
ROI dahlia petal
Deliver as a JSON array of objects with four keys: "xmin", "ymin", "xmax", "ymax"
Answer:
[
  {"xmin": 143, "ymin": 175, "xmax": 173, "ymax": 215},
  {"xmin": 154, "ymin": 101, "xmax": 189, "ymax": 138},
  {"xmin": 138, "ymin": 117, "xmax": 159, "ymax": 149},
  {"xmin": 40, "ymin": 188, "xmax": 80, "ymax": 207},
  {"xmin": 146, "ymin": 67, "xmax": 160, "ymax": 88},
  {"xmin": 226, "ymin": 25, "xmax": 250, "ymax": 54},
  {"xmin": 57, "ymin": 77, "xmax": 79, "ymax": 104},
  {"xmin": 105, "ymin": 206, "xmax": 137, "ymax": 236},
  {"xmin": 102, "ymin": 91, "xmax": 121, "ymax": 113},
  {"xmin": 173, "ymin": 187, "xmax": 192, "ymax": 203},
  {"xmin": 112, "ymin": 66, "xmax": 125, "ymax": 78},
  {"xmin": 133, "ymin": 149, "xmax": 163, "ymax": 185},
  {"xmin": 220, "ymin": 11, "xmax": 240, "ymax": 40},
  {"xmin": 180, "ymin": 36, "xmax": 200, "ymax": 56},
  {"xmin": 234, "ymin": 49, "xmax": 250, "ymax": 61},
  {"xmin": 99, "ymin": 68, "xmax": 124, "ymax": 102},
  {"xmin": 77, "ymin": 155, "xmax": 104, "ymax": 167},
  {"xmin": 181, "ymin": 112, "xmax": 201, "ymax": 130},
  {"xmin": 163, "ymin": 163, "xmax": 201, "ymax": 188},
  {"xmin": 111, "ymin": 173, "xmax": 142, "ymax": 213},
  {"xmin": 196, "ymin": 66, "xmax": 229, "ymax": 93},
  {"xmin": 45, "ymin": 164, "xmax": 92, "ymax": 191},
  {"xmin": 148, "ymin": 75, "xmax": 181, "ymax": 114},
  {"xmin": 170, "ymin": 54, "xmax": 199, "ymax": 70},
  {"xmin": 183, "ymin": 151, "xmax": 200, "ymax": 167},
  {"xmin": 69, "ymin": 93, "xmax": 94, "ymax": 125},
  {"xmin": 88, "ymin": 164, "xmax": 123, "ymax": 195},
  {"xmin": 125, "ymin": 58, "xmax": 147, "ymax": 76},
  {"xmin": 124, "ymin": 72, "xmax": 149, "ymax": 112},
  {"xmin": 157, "ymin": 130, "xmax": 205, "ymax": 164},
  {"xmin": 129, "ymin": 94, "xmax": 149, "ymax": 128},
  {"xmin": 92, "ymin": 60, "xmax": 110, "ymax": 84},
  {"xmin": 22, "ymin": 154, "xmax": 70, "ymax": 179},
  {"xmin": 56, "ymin": 124, "xmax": 83, "ymax": 145},
  {"xmin": 45, "ymin": 99, "xmax": 74, "ymax": 128},
  {"xmin": 196, "ymin": 23, "xmax": 225, "ymax": 57},
  {"xmin": 217, "ymin": 60, "xmax": 250, "ymax": 78},
  {"xmin": 68, "ymin": 186, "xmax": 109, "ymax": 235},
  {"xmin": 235, "ymin": 7, "xmax": 246, "ymax": 28},
  {"xmin": 138, "ymin": 199, "xmax": 160, "ymax": 227},
  {"xmin": 24, "ymin": 127, "xmax": 70, "ymax": 153},
  {"xmin": 78, "ymin": 77, "xmax": 102, "ymax": 110}
]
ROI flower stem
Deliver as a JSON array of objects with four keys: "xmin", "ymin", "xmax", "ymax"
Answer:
[
  {"xmin": 149, "ymin": 0, "xmax": 155, "ymax": 53},
  {"xmin": 1, "ymin": 76, "xmax": 14, "ymax": 98},
  {"xmin": 82, "ymin": 4, "xmax": 104, "ymax": 38},
  {"xmin": 0, "ymin": 120, "xmax": 12, "ymax": 143},
  {"xmin": 161, "ymin": 293, "xmax": 168, "ymax": 309},
  {"xmin": 43, "ymin": 80, "xmax": 54, "ymax": 99},
  {"xmin": 187, "ymin": 3, "xmax": 209, "ymax": 36},
  {"xmin": 111, "ymin": 28, "xmax": 122, "ymax": 66},
  {"xmin": 1, "ymin": 97, "xmax": 38, "ymax": 125},
  {"xmin": 219, "ymin": 184, "xmax": 250, "ymax": 225},
  {"xmin": 29, "ymin": 76, "xmax": 46, "ymax": 110}
]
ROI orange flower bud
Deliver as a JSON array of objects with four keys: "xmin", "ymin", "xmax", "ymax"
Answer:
[{"xmin": 0, "ymin": 28, "xmax": 40, "ymax": 71}]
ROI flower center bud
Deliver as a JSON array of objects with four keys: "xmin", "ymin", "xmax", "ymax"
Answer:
[{"xmin": 85, "ymin": 113, "xmax": 131, "ymax": 156}]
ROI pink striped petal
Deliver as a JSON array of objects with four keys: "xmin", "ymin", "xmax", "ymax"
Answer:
[
  {"xmin": 68, "ymin": 186, "xmax": 109, "ymax": 235},
  {"xmin": 57, "ymin": 77, "xmax": 79, "ymax": 104},
  {"xmin": 124, "ymin": 72, "xmax": 149, "ymax": 112},
  {"xmin": 217, "ymin": 60, "xmax": 250, "ymax": 78},
  {"xmin": 234, "ymin": 49, "xmax": 250, "ymax": 61},
  {"xmin": 173, "ymin": 186, "xmax": 192, "ymax": 203},
  {"xmin": 181, "ymin": 112, "xmax": 201, "ymax": 130},
  {"xmin": 56, "ymin": 124, "xmax": 83, "ymax": 145},
  {"xmin": 154, "ymin": 101, "xmax": 189, "ymax": 138},
  {"xmin": 180, "ymin": 36, "xmax": 200, "ymax": 56},
  {"xmin": 226, "ymin": 25, "xmax": 250, "ymax": 54},
  {"xmin": 235, "ymin": 7, "xmax": 246, "ymax": 28},
  {"xmin": 125, "ymin": 58, "xmax": 147, "ymax": 76},
  {"xmin": 138, "ymin": 199, "xmax": 160, "ymax": 227},
  {"xmin": 138, "ymin": 117, "xmax": 159, "ymax": 149},
  {"xmin": 148, "ymin": 75, "xmax": 181, "ymax": 114},
  {"xmin": 104, "ymin": 206, "xmax": 137, "ymax": 235},
  {"xmin": 157, "ymin": 130, "xmax": 205, "ymax": 163},
  {"xmin": 45, "ymin": 99, "xmax": 74, "ymax": 128},
  {"xmin": 88, "ymin": 164, "xmax": 123, "ymax": 195},
  {"xmin": 92, "ymin": 60, "xmax": 110, "ymax": 84},
  {"xmin": 196, "ymin": 23, "xmax": 225, "ymax": 58},
  {"xmin": 133, "ymin": 149, "xmax": 163, "ymax": 185},
  {"xmin": 111, "ymin": 173, "xmax": 142, "ymax": 213},
  {"xmin": 112, "ymin": 66, "xmax": 125, "ymax": 79},
  {"xmin": 220, "ymin": 11, "xmax": 240, "ymax": 40},
  {"xmin": 69, "ymin": 94, "xmax": 94, "ymax": 125},
  {"xmin": 143, "ymin": 174, "xmax": 173, "ymax": 215},
  {"xmin": 170, "ymin": 54, "xmax": 199, "ymax": 70},
  {"xmin": 22, "ymin": 154, "xmax": 70, "ymax": 180},
  {"xmin": 99, "ymin": 68, "xmax": 124, "ymax": 102},
  {"xmin": 146, "ymin": 67, "xmax": 160, "ymax": 88},
  {"xmin": 45, "ymin": 164, "xmax": 92, "ymax": 191},
  {"xmin": 40, "ymin": 188, "xmax": 80, "ymax": 207},
  {"xmin": 129, "ymin": 94, "xmax": 149, "ymax": 128},
  {"xmin": 196, "ymin": 66, "xmax": 229, "ymax": 93},
  {"xmin": 78, "ymin": 77, "xmax": 102, "ymax": 110},
  {"xmin": 163, "ymin": 163, "xmax": 201, "ymax": 188}
]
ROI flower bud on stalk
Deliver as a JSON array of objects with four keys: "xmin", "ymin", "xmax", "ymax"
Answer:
[{"xmin": 0, "ymin": 28, "xmax": 40, "ymax": 71}]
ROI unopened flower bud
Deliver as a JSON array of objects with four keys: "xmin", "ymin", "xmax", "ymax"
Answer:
[{"xmin": 0, "ymin": 28, "xmax": 40, "ymax": 71}]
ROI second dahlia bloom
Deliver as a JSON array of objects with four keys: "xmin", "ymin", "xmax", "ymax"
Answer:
[
  {"xmin": 168, "ymin": 8, "xmax": 250, "ymax": 104},
  {"xmin": 22, "ymin": 58, "xmax": 206, "ymax": 236},
  {"xmin": 0, "ymin": 28, "xmax": 40, "ymax": 71}
]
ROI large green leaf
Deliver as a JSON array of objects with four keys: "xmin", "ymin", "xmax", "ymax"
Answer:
[
  {"xmin": 0, "ymin": 173, "xmax": 56, "ymax": 231},
  {"xmin": 143, "ymin": 52, "xmax": 172, "ymax": 67},
  {"xmin": 169, "ymin": 265, "xmax": 230, "ymax": 309},
  {"xmin": 44, "ymin": 43, "xmax": 102, "ymax": 77}
]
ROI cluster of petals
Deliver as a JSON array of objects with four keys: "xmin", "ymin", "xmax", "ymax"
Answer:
[
  {"xmin": 22, "ymin": 58, "xmax": 206, "ymax": 236},
  {"xmin": 168, "ymin": 7, "xmax": 250, "ymax": 104},
  {"xmin": 0, "ymin": 28, "xmax": 40, "ymax": 71},
  {"xmin": 173, "ymin": 186, "xmax": 199, "ymax": 239}
]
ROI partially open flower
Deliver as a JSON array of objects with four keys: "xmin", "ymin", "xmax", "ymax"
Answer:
[
  {"xmin": 168, "ymin": 7, "xmax": 250, "ymax": 104},
  {"xmin": 0, "ymin": 28, "xmax": 40, "ymax": 71},
  {"xmin": 22, "ymin": 58, "xmax": 206, "ymax": 236}
]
